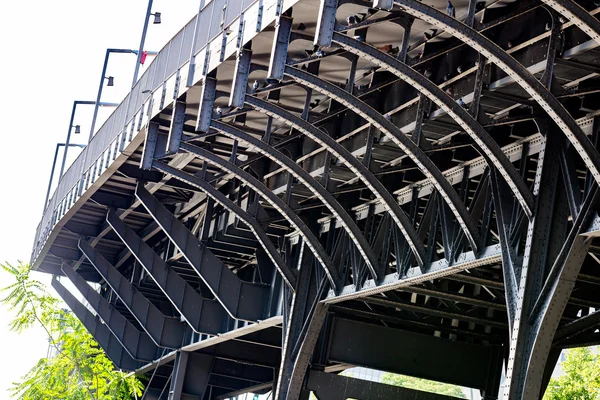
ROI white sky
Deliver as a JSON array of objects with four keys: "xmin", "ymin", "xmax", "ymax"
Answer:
[{"xmin": 0, "ymin": 0, "xmax": 199, "ymax": 394}]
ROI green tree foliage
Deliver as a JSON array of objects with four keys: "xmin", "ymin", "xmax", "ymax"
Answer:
[
  {"xmin": 0, "ymin": 261, "xmax": 144, "ymax": 399},
  {"xmin": 544, "ymin": 346, "xmax": 600, "ymax": 400},
  {"xmin": 381, "ymin": 373, "xmax": 466, "ymax": 398}
]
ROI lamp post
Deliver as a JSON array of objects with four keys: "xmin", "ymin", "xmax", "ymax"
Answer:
[
  {"xmin": 60, "ymin": 100, "xmax": 118, "ymax": 178},
  {"xmin": 43, "ymin": 142, "xmax": 86, "ymax": 211},
  {"xmin": 132, "ymin": 0, "xmax": 161, "ymax": 87},
  {"xmin": 88, "ymin": 48, "xmax": 159, "ymax": 142},
  {"xmin": 88, "ymin": 48, "xmax": 136, "ymax": 143},
  {"xmin": 60, "ymin": 100, "xmax": 95, "ymax": 178}
]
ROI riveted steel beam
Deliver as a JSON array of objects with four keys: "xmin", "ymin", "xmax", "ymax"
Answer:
[
  {"xmin": 78, "ymin": 240, "xmax": 187, "ymax": 347},
  {"xmin": 230, "ymin": 48, "xmax": 252, "ymax": 108},
  {"xmin": 151, "ymin": 161, "xmax": 298, "ymax": 290},
  {"xmin": 503, "ymin": 132, "xmax": 564, "ymax": 400},
  {"xmin": 196, "ymin": 76, "xmax": 217, "ymax": 133},
  {"xmin": 245, "ymin": 95, "xmax": 427, "ymax": 269},
  {"xmin": 284, "ymin": 66, "xmax": 481, "ymax": 254},
  {"xmin": 327, "ymin": 318, "xmax": 503, "ymax": 390},
  {"xmin": 135, "ymin": 183, "xmax": 271, "ymax": 320},
  {"xmin": 168, "ymin": 351, "xmax": 213, "ymax": 399},
  {"xmin": 141, "ymin": 121, "xmax": 160, "ymax": 170},
  {"xmin": 176, "ymin": 143, "xmax": 340, "ymax": 289},
  {"xmin": 332, "ymin": 33, "xmax": 534, "ymax": 218},
  {"xmin": 385, "ymin": 0, "xmax": 600, "ymax": 191},
  {"xmin": 539, "ymin": 0, "xmax": 600, "ymax": 46},
  {"xmin": 106, "ymin": 209, "xmax": 229, "ymax": 333},
  {"xmin": 268, "ymin": 16, "xmax": 293, "ymax": 81},
  {"xmin": 209, "ymin": 119, "xmax": 384, "ymax": 280},
  {"xmin": 167, "ymin": 101, "xmax": 186, "ymax": 154},
  {"xmin": 51, "ymin": 277, "xmax": 142, "ymax": 371},
  {"xmin": 61, "ymin": 263, "xmax": 158, "ymax": 362},
  {"xmin": 308, "ymin": 370, "xmax": 460, "ymax": 400},
  {"xmin": 315, "ymin": 0, "xmax": 339, "ymax": 47}
]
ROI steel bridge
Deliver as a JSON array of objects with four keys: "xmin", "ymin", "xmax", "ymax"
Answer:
[{"xmin": 31, "ymin": 0, "xmax": 600, "ymax": 398}]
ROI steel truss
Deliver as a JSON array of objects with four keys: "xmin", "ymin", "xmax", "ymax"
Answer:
[{"xmin": 37, "ymin": 0, "xmax": 600, "ymax": 398}]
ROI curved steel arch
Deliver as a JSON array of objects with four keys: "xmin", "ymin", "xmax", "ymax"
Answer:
[
  {"xmin": 177, "ymin": 141, "xmax": 341, "ymax": 289},
  {"xmin": 539, "ymin": 0, "xmax": 600, "ymax": 45},
  {"xmin": 383, "ymin": 0, "xmax": 600, "ymax": 188},
  {"xmin": 244, "ymin": 95, "xmax": 429, "ymax": 266},
  {"xmin": 284, "ymin": 66, "xmax": 482, "ymax": 253},
  {"xmin": 152, "ymin": 161, "xmax": 298, "ymax": 290},
  {"xmin": 209, "ymin": 120, "xmax": 386, "ymax": 280},
  {"xmin": 331, "ymin": 33, "xmax": 535, "ymax": 217}
]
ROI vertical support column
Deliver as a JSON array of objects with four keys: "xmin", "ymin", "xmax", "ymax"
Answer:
[
  {"xmin": 469, "ymin": 55, "xmax": 487, "ymax": 120},
  {"xmin": 167, "ymin": 101, "xmax": 186, "ymax": 154},
  {"xmin": 398, "ymin": 18, "xmax": 413, "ymax": 63},
  {"xmin": 314, "ymin": 0, "xmax": 339, "ymax": 47},
  {"xmin": 230, "ymin": 48, "xmax": 252, "ymax": 108},
  {"xmin": 168, "ymin": 351, "xmax": 214, "ymax": 399},
  {"xmin": 503, "ymin": 132, "xmax": 561, "ymax": 399},
  {"xmin": 141, "ymin": 121, "xmax": 160, "ymax": 170},
  {"xmin": 268, "ymin": 16, "xmax": 293, "ymax": 81},
  {"xmin": 196, "ymin": 75, "xmax": 217, "ymax": 133},
  {"xmin": 275, "ymin": 243, "xmax": 332, "ymax": 400},
  {"xmin": 373, "ymin": 0, "xmax": 393, "ymax": 11},
  {"xmin": 411, "ymin": 95, "xmax": 429, "ymax": 148}
]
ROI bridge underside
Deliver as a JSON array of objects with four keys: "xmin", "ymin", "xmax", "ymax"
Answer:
[{"xmin": 33, "ymin": 0, "xmax": 600, "ymax": 398}]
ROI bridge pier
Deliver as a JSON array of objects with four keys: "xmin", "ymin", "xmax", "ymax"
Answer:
[{"xmin": 499, "ymin": 128, "xmax": 599, "ymax": 399}]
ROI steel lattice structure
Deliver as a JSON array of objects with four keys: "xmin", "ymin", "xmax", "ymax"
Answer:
[{"xmin": 31, "ymin": 0, "xmax": 600, "ymax": 398}]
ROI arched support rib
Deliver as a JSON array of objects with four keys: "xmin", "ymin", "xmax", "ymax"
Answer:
[
  {"xmin": 284, "ymin": 66, "xmax": 481, "ymax": 253},
  {"xmin": 61, "ymin": 263, "xmax": 158, "ymax": 362},
  {"xmin": 78, "ymin": 240, "xmax": 187, "ymax": 347},
  {"xmin": 51, "ymin": 277, "xmax": 142, "ymax": 371},
  {"xmin": 331, "ymin": 33, "xmax": 534, "ymax": 218},
  {"xmin": 106, "ymin": 209, "xmax": 230, "ymax": 333},
  {"xmin": 176, "ymin": 142, "xmax": 342, "ymax": 288},
  {"xmin": 209, "ymin": 120, "xmax": 388, "ymax": 278},
  {"xmin": 540, "ymin": 0, "xmax": 600, "ymax": 45},
  {"xmin": 151, "ymin": 160, "xmax": 298, "ymax": 291},
  {"xmin": 135, "ymin": 183, "xmax": 271, "ymax": 321},
  {"xmin": 245, "ymin": 95, "xmax": 428, "ymax": 268},
  {"xmin": 386, "ymin": 0, "xmax": 600, "ymax": 191}
]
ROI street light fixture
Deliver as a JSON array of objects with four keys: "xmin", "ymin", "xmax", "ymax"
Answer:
[
  {"xmin": 151, "ymin": 12, "xmax": 161, "ymax": 24},
  {"xmin": 72, "ymin": 125, "xmax": 81, "ymax": 134},
  {"xmin": 104, "ymin": 76, "xmax": 114, "ymax": 86},
  {"xmin": 131, "ymin": 1, "xmax": 161, "ymax": 87}
]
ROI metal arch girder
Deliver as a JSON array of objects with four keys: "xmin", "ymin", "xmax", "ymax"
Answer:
[
  {"xmin": 151, "ymin": 160, "xmax": 298, "ymax": 291},
  {"xmin": 243, "ymin": 95, "xmax": 427, "ymax": 268},
  {"xmin": 331, "ymin": 33, "xmax": 535, "ymax": 219},
  {"xmin": 133, "ymin": 184, "xmax": 269, "ymax": 322},
  {"xmin": 61, "ymin": 262, "xmax": 158, "ymax": 362},
  {"xmin": 78, "ymin": 240, "xmax": 187, "ymax": 348},
  {"xmin": 386, "ymin": 0, "xmax": 600, "ymax": 192},
  {"xmin": 209, "ymin": 120, "xmax": 386, "ymax": 279},
  {"xmin": 51, "ymin": 277, "xmax": 142, "ymax": 371},
  {"xmin": 539, "ymin": 0, "xmax": 600, "ymax": 45},
  {"xmin": 106, "ymin": 209, "xmax": 230, "ymax": 334},
  {"xmin": 177, "ymin": 142, "xmax": 341, "ymax": 289},
  {"xmin": 283, "ymin": 66, "xmax": 482, "ymax": 254}
]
